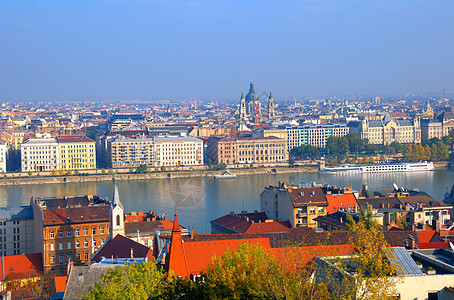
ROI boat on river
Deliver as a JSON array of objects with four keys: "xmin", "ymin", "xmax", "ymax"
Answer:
[
  {"xmin": 214, "ymin": 170, "xmax": 237, "ymax": 179},
  {"xmin": 319, "ymin": 161, "xmax": 435, "ymax": 174}
]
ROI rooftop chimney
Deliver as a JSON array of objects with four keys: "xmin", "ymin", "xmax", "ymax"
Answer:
[{"xmin": 130, "ymin": 248, "xmax": 134, "ymax": 258}]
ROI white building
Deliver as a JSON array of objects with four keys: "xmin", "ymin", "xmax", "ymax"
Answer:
[
  {"xmin": 154, "ymin": 135, "xmax": 203, "ymax": 167},
  {"xmin": 285, "ymin": 124, "xmax": 349, "ymax": 150},
  {"xmin": 21, "ymin": 138, "xmax": 59, "ymax": 172},
  {"xmin": 0, "ymin": 206, "xmax": 35, "ymax": 256},
  {"xmin": 0, "ymin": 141, "xmax": 7, "ymax": 172}
]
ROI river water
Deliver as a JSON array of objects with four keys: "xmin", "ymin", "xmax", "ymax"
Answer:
[{"xmin": 1, "ymin": 170, "xmax": 453, "ymax": 233}]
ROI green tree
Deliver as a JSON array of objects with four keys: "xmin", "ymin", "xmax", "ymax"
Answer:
[
  {"xmin": 87, "ymin": 261, "xmax": 166, "ymax": 300},
  {"xmin": 389, "ymin": 141, "xmax": 403, "ymax": 154},
  {"xmin": 347, "ymin": 133, "xmax": 365, "ymax": 154},
  {"xmin": 160, "ymin": 166, "xmax": 166, "ymax": 171},
  {"xmin": 27, "ymin": 171, "xmax": 32, "ymax": 176},
  {"xmin": 423, "ymin": 144, "xmax": 432, "ymax": 160},
  {"xmin": 435, "ymin": 141, "xmax": 449, "ymax": 160},
  {"xmin": 108, "ymin": 169, "xmax": 114, "ymax": 174},
  {"xmin": 59, "ymin": 169, "xmax": 66, "ymax": 175},
  {"xmin": 75, "ymin": 169, "xmax": 80, "ymax": 175},
  {"xmin": 66, "ymin": 170, "xmax": 73, "ymax": 175},
  {"xmin": 403, "ymin": 144, "xmax": 415, "ymax": 161},
  {"xmin": 101, "ymin": 168, "xmax": 106, "ymax": 174},
  {"xmin": 136, "ymin": 164, "xmax": 148, "ymax": 173}
]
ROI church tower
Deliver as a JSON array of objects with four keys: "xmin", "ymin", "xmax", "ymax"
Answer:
[
  {"xmin": 268, "ymin": 91, "xmax": 275, "ymax": 120},
  {"xmin": 110, "ymin": 175, "xmax": 124, "ymax": 239},
  {"xmin": 240, "ymin": 92, "xmax": 247, "ymax": 119}
]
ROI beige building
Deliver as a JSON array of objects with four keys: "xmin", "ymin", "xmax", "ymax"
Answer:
[
  {"xmin": 207, "ymin": 136, "xmax": 288, "ymax": 166},
  {"xmin": 260, "ymin": 182, "xmax": 328, "ymax": 228},
  {"xmin": 110, "ymin": 137, "xmax": 155, "ymax": 168},
  {"xmin": 420, "ymin": 112, "xmax": 454, "ymax": 143},
  {"xmin": 285, "ymin": 124, "xmax": 349, "ymax": 150},
  {"xmin": 349, "ymin": 116, "xmax": 421, "ymax": 145},
  {"xmin": 0, "ymin": 206, "xmax": 34, "ymax": 256},
  {"xmin": 154, "ymin": 135, "xmax": 204, "ymax": 167}
]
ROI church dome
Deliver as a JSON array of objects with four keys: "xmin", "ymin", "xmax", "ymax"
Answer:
[{"xmin": 245, "ymin": 82, "xmax": 259, "ymax": 103}]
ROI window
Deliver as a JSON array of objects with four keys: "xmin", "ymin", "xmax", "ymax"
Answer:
[
  {"xmin": 92, "ymin": 227, "xmax": 96, "ymax": 235},
  {"xmin": 67, "ymin": 230, "xmax": 72, "ymax": 237},
  {"xmin": 100, "ymin": 227, "xmax": 104, "ymax": 234},
  {"xmin": 67, "ymin": 242, "xmax": 71, "ymax": 249},
  {"xmin": 76, "ymin": 230, "xmax": 79, "ymax": 236},
  {"xmin": 50, "ymin": 231, "xmax": 55, "ymax": 238},
  {"xmin": 428, "ymin": 292, "xmax": 438, "ymax": 300},
  {"xmin": 59, "ymin": 243, "xmax": 63, "ymax": 250},
  {"xmin": 59, "ymin": 231, "xmax": 63, "ymax": 238},
  {"xmin": 51, "ymin": 256, "xmax": 55, "ymax": 263},
  {"xmin": 84, "ymin": 228, "xmax": 88, "ymax": 235},
  {"xmin": 76, "ymin": 241, "xmax": 80, "ymax": 248},
  {"xmin": 84, "ymin": 240, "xmax": 88, "ymax": 248},
  {"xmin": 59, "ymin": 267, "xmax": 64, "ymax": 275},
  {"xmin": 50, "ymin": 243, "xmax": 55, "ymax": 251},
  {"xmin": 116, "ymin": 215, "xmax": 120, "ymax": 226},
  {"xmin": 84, "ymin": 253, "xmax": 89, "ymax": 260}
]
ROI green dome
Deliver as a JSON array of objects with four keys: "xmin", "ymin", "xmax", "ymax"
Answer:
[{"xmin": 245, "ymin": 82, "xmax": 259, "ymax": 103}]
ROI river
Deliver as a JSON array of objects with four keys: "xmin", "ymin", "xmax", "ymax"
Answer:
[{"xmin": 1, "ymin": 169, "xmax": 453, "ymax": 233}]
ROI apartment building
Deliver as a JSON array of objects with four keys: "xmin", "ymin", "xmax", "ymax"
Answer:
[
  {"xmin": 0, "ymin": 206, "xmax": 34, "ymax": 256},
  {"xmin": 349, "ymin": 116, "xmax": 421, "ymax": 145},
  {"xmin": 285, "ymin": 124, "xmax": 349, "ymax": 150},
  {"xmin": 260, "ymin": 182, "xmax": 329, "ymax": 228},
  {"xmin": 31, "ymin": 194, "xmax": 111, "ymax": 274},
  {"xmin": 21, "ymin": 138, "xmax": 59, "ymax": 172},
  {"xmin": 57, "ymin": 135, "xmax": 96, "ymax": 170},
  {"xmin": 110, "ymin": 137, "xmax": 155, "ymax": 168},
  {"xmin": 207, "ymin": 136, "xmax": 287, "ymax": 165},
  {"xmin": 154, "ymin": 135, "xmax": 203, "ymax": 167}
]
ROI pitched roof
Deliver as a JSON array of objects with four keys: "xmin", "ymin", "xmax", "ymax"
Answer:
[
  {"xmin": 210, "ymin": 212, "xmax": 290, "ymax": 234},
  {"xmin": 53, "ymin": 276, "xmax": 67, "ymax": 293},
  {"xmin": 125, "ymin": 219, "xmax": 181, "ymax": 234},
  {"xmin": 56, "ymin": 135, "xmax": 94, "ymax": 143},
  {"xmin": 42, "ymin": 205, "xmax": 110, "ymax": 226},
  {"xmin": 0, "ymin": 253, "xmax": 43, "ymax": 280},
  {"xmin": 400, "ymin": 196, "xmax": 445, "ymax": 207},
  {"xmin": 63, "ymin": 265, "xmax": 117, "ymax": 300},
  {"xmin": 356, "ymin": 196, "xmax": 401, "ymax": 210},
  {"xmin": 325, "ymin": 194, "xmax": 359, "ymax": 213},
  {"xmin": 92, "ymin": 235, "xmax": 153, "ymax": 263},
  {"xmin": 288, "ymin": 187, "xmax": 328, "ymax": 207},
  {"xmin": 415, "ymin": 230, "xmax": 443, "ymax": 243}
]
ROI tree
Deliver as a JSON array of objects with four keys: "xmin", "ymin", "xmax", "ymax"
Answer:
[
  {"xmin": 323, "ymin": 221, "xmax": 402, "ymax": 300},
  {"xmin": 52, "ymin": 169, "xmax": 58, "ymax": 176},
  {"xmin": 160, "ymin": 166, "xmax": 166, "ymax": 172},
  {"xmin": 87, "ymin": 261, "xmax": 166, "ymax": 300},
  {"xmin": 59, "ymin": 169, "xmax": 66, "ymax": 175},
  {"xmin": 129, "ymin": 168, "xmax": 134, "ymax": 173},
  {"xmin": 389, "ymin": 141, "xmax": 403, "ymax": 154},
  {"xmin": 435, "ymin": 141, "xmax": 449, "ymax": 160},
  {"xmin": 75, "ymin": 169, "xmax": 80, "ymax": 175},
  {"xmin": 423, "ymin": 144, "xmax": 432, "ymax": 161},
  {"xmin": 67, "ymin": 170, "xmax": 73, "ymax": 175},
  {"xmin": 108, "ymin": 169, "xmax": 114, "ymax": 174},
  {"xmin": 27, "ymin": 171, "xmax": 32, "ymax": 176},
  {"xmin": 101, "ymin": 168, "xmax": 106, "ymax": 174},
  {"xmin": 136, "ymin": 164, "xmax": 148, "ymax": 173}
]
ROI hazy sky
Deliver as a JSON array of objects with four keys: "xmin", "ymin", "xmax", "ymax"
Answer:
[{"xmin": 1, "ymin": 0, "xmax": 453, "ymax": 101}]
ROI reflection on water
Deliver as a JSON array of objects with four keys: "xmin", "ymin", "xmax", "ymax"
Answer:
[{"xmin": 0, "ymin": 169, "xmax": 452, "ymax": 233}]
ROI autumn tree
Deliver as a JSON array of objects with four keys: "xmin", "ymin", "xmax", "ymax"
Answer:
[
  {"xmin": 319, "ymin": 221, "xmax": 402, "ymax": 300},
  {"xmin": 87, "ymin": 261, "xmax": 166, "ymax": 300}
]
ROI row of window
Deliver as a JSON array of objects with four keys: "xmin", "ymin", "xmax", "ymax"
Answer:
[
  {"xmin": 50, "ymin": 227, "xmax": 105, "ymax": 238},
  {"xmin": 50, "ymin": 239, "xmax": 96, "ymax": 251}
]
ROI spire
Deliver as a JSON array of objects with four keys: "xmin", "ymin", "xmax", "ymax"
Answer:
[
  {"xmin": 241, "ymin": 92, "xmax": 244, "ymax": 100},
  {"xmin": 172, "ymin": 205, "xmax": 181, "ymax": 232},
  {"xmin": 112, "ymin": 175, "xmax": 123, "ymax": 209},
  {"xmin": 249, "ymin": 81, "xmax": 255, "ymax": 93},
  {"xmin": 269, "ymin": 91, "xmax": 273, "ymax": 99},
  {"xmin": 165, "ymin": 205, "xmax": 189, "ymax": 278}
]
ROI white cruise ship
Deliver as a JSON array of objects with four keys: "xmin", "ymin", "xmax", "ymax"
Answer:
[{"xmin": 319, "ymin": 161, "xmax": 435, "ymax": 174}]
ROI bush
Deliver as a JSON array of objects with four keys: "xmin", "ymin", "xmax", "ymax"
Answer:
[
  {"xmin": 27, "ymin": 171, "xmax": 32, "ymax": 176},
  {"xmin": 59, "ymin": 169, "xmax": 66, "ymax": 175},
  {"xmin": 67, "ymin": 170, "xmax": 73, "ymax": 175},
  {"xmin": 101, "ymin": 169, "xmax": 106, "ymax": 174},
  {"xmin": 52, "ymin": 169, "xmax": 58, "ymax": 176},
  {"xmin": 136, "ymin": 164, "xmax": 148, "ymax": 173},
  {"xmin": 108, "ymin": 169, "xmax": 114, "ymax": 174}
]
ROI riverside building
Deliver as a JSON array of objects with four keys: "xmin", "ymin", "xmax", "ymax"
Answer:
[
  {"xmin": 284, "ymin": 124, "xmax": 349, "ymax": 150},
  {"xmin": 20, "ymin": 138, "xmax": 59, "ymax": 172},
  {"xmin": 57, "ymin": 135, "xmax": 96, "ymax": 171}
]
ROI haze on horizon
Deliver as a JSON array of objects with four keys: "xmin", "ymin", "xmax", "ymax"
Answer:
[{"xmin": 1, "ymin": 0, "xmax": 453, "ymax": 102}]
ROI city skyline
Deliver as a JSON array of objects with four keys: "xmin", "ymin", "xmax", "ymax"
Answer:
[{"xmin": 1, "ymin": 1, "xmax": 453, "ymax": 101}]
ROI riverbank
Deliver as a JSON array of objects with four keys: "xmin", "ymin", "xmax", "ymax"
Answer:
[{"xmin": 0, "ymin": 165, "xmax": 319, "ymax": 186}]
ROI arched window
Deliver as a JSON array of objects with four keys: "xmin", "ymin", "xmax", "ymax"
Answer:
[
  {"xmin": 116, "ymin": 214, "xmax": 120, "ymax": 226},
  {"xmin": 50, "ymin": 243, "xmax": 54, "ymax": 251},
  {"xmin": 67, "ymin": 242, "xmax": 71, "ymax": 249},
  {"xmin": 59, "ymin": 243, "xmax": 63, "ymax": 250}
]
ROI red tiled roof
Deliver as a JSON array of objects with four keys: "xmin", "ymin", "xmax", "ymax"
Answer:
[
  {"xmin": 125, "ymin": 219, "xmax": 182, "ymax": 234},
  {"xmin": 416, "ymin": 242, "xmax": 449, "ymax": 249},
  {"xmin": 244, "ymin": 221, "xmax": 292, "ymax": 234},
  {"xmin": 42, "ymin": 205, "xmax": 110, "ymax": 226},
  {"xmin": 57, "ymin": 135, "xmax": 94, "ymax": 143},
  {"xmin": 53, "ymin": 276, "xmax": 67, "ymax": 293},
  {"xmin": 92, "ymin": 235, "xmax": 153, "ymax": 262},
  {"xmin": 0, "ymin": 253, "xmax": 43, "ymax": 280},
  {"xmin": 415, "ymin": 230, "xmax": 443, "ymax": 243},
  {"xmin": 325, "ymin": 194, "xmax": 359, "ymax": 213}
]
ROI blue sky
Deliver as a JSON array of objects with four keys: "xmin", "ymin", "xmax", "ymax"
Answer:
[{"xmin": 1, "ymin": 0, "xmax": 453, "ymax": 101}]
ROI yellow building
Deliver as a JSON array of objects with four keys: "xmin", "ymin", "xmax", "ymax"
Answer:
[
  {"xmin": 57, "ymin": 135, "xmax": 96, "ymax": 170},
  {"xmin": 260, "ymin": 182, "xmax": 329, "ymax": 228}
]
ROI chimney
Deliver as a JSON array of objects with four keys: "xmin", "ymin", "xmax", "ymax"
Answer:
[
  {"xmin": 408, "ymin": 235, "xmax": 415, "ymax": 249},
  {"xmin": 130, "ymin": 248, "xmax": 134, "ymax": 258},
  {"xmin": 190, "ymin": 229, "xmax": 194, "ymax": 239}
]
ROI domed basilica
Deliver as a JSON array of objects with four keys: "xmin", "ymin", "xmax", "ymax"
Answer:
[{"xmin": 239, "ymin": 81, "xmax": 275, "ymax": 122}]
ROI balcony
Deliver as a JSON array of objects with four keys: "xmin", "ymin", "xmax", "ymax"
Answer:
[{"xmin": 296, "ymin": 212, "xmax": 307, "ymax": 218}]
